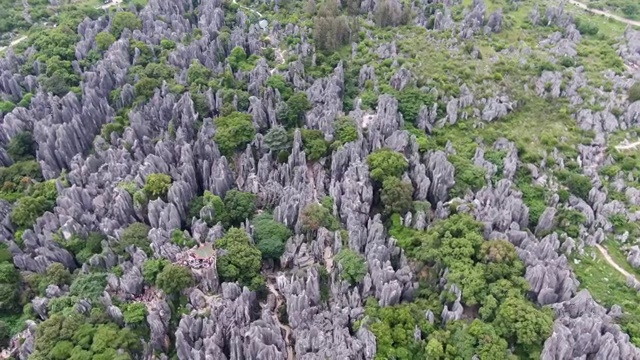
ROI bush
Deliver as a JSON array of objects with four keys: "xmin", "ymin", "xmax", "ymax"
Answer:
[
  {"xmin": 224, "ymin": 190, "xmax": 256, "ymax": 226},
  {"xmin": 170, "ymin": 230, "xmax": 196, "ymax": 248},
  {"xmin": 301, "ymin": 129, "xmax": 328, "ymax": 161},
  {"xmin": 449, "ymin": 154, "xmax": 486, "ymax": 197},
  {"xmin": 396, "ymin": 88, "xmax": 435, "ymax": 124},
  {"xmin": 282, "ymin": 92, "xmax": 312, "ymax": 128},
  {"xmin": 7, "ymin": 132, "xmax": 35, "ymax": 161},
  {"xmin": 143, "ymin": 173, "xmax": 172, "ymax": 200},
  {"xmin": 253, "ymin": 213, "xmax": 292, "ymax": 261},
  {"xmin": 10, "ymin": 196, "xmax": 55, "ymax": 229},
  {"xmin": 214, "ymin": 112, "xmax": 256, "ymax": 156},
  {"xmin": 629, "ymin": 82, "xmax": 640, "ymax": 103},
  {"xmin": 116, "ymin": 222, "xmax": 151, "ymax": 257},
  {"xmin": 188, "ymin": 191, "xmax": 226, "ymax": 226},
  {"xmin": 366, "ymin": 148, "xmax": 408, "ymax": 182},
  {"xmin": 575, "ymin": 18, "xmax": 599, "ymax": 36},
  {"xmin": 111, "ymin": 12, "xmax": 142, "ymax": 38},
  {"xmin": 381, "ymin": 177, "xmax": 414, "ymax": 215},
  {"xmin": 94, "ymin": 32, "xmax": 115, "ymax": 51},
  {"xmin": 156, "ymin": 264, "xmax": 193, "ymax": 295},
  {"xmin": 300, "ymin": 203, "xmax": 339, "ymax": 232},
  {"xmin": 334, "ymin": 116, "xmax": 358, "ymax": 145},
  {"xmin": 216, "ymin": 228, "xmax": 263, "ymax": 287},
  {"xmin": 264, "ymin": 126, "xmax": 290, "ymax": 152},
  {"xmin": 556, "ymin": 170, "xmax": 592, "ymax": 200},
  {"xmin": 335, "ymin": 249, "xmax": 367, "ymax": 285},
  {"xmin": 265, "ymin": 75, "xmax": 293, "ymax": 100}
]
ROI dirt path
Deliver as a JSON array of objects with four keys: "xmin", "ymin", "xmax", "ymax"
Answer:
[
  {"xmin": 568, "ymin": 0, "xmax": 640, "ymax": 27},
  {"xmin": 596, "ymin": 244, "xmax": 639, "ymax": 282},
  {"xmin": 232, "ymin": 0, "xmax": 262, "ymax": 17},
  {"xmin": 615, "ymin": 139, "xmax": 640, "ymax": 151},
  {"xmin": 266, "ymin": 281, "xmax": 294, "ymax": 360},
  {"xmin": 99, "ymin": 0, "xmax": 124, "ymax": 10},
  {"xmin": 0, "ymin": 36, "xmax": 27, "ymax": 53}
]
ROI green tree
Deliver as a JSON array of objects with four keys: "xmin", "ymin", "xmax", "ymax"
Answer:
[
  {"xmin": 425, "ymin": 338, "xmax": 444, "ymax": 359},
  {"xmin": 214, "ymin": 112, "xmax": 256, "ymax": 156},
  {"xmin": 43, "ymin": 263, "xmax": 72, "ymax": 288},
  {"xmin": 374, "ymin": 0, "xmax": 410, "ymax": 27},
  {"xmin": 0, "ymin": 101, "xmax": 14, "ymax": 114},
  {"xmin": 300, "ymin": 203, "xmax": 339, "ymax": 232},
  {"xmin": 264, "ymin": 126, "xmax": 290, "ymax": 152},
  {"xmin": 10, "ymin": 196, "xmax": 55, "ymax": 228},
  {"xmin": 122, "ymin": 302, "xmax": 147, "ymax": 327},
  {"xmin": 334, "ymin": 116, "xmax": 358, "ymax": 145},
  {"xmin": 0, "ymin": 262, "xmax": 19, "ymax": 312},
  {"xmin": 335, "ymin": 249, "xmax": 367, "ymax": 285},
  {"xmin": 366, "ymin": 148, "xmax": 408, "ymax": 182},
  {"xmin": 256, "ymin": 237, "xmax": 286, "ymax": 262},
  {"xmin": 156, "ymin": 264, "xmax": 193, "ymax": 295},
  {"xmin": 95, "ymin": 31, "xmax": 115, "ymax": 51},
  {"xmin": 7, "ymin": 132, "xmax": 35, "ymax": 161},
  {"xmin": 301, "ymin": 129, "xmax": 328, "ymax": 161},
  {"xmin": 111, "ymin": 12, "xmax": 142, "ymax": 38},
  {"xmin": 143, "ymin": 173, "xmax": 172, "ymax": 200},
  {"xmin": 216, "ymin": 228, "xmax": 263, "ymax": 287},
  {"xmin": 493, "ymin": 295, "xmax": 553, "ymax": 354},
  {"xmin": 223, "ymin": 190, "xmax": 256, "ymax": 226},
  {"xmin": 134, "ymin": 77, "xmax": 161, "ymax": 100},
  {"xmin": 116, "ymin": 222, "xmax": 151, "ymax": 257},
  {"xmin": 381, "ymin": 177, "xmax": 414, "ymax": 215},
  {"xmin": 396, "ymin": 88, "xmax": 435, "ymax": 123},
  {"xmin": 313, "ymin": 1, "xmax": 351, "ymax": 52},
  {"xmin": 480, "ymin": 240, "xmax": 524, "ymax": 283},
  {"xmin": 188, "ymin": 191, "xmax": 226, "ymax": 225},
  {"xmin": 186, "ymin": 60, "xmax": 212, "ymax": 87},
  {"xmin": 49, "ymin": 340, "xmax": 74, "ymax": 360},
  {"xmin": 265, "ymin": 75, "xmax": 293, "ymax": 100},
  {"xmin": 160, "ymin": 39, "xmax": 176, "ymax": 50},
  {"xmin": 282, "ymin": 92, "xmax": 312, "ymax": 128},
  {"xmin": 142, "ymin": 258, "xmax": 170, "ymax": 284},
  {"xmin": 629, "ymin": 82, "xmax": 640, "ymax": 103},
  {"xmin": 253, "ymin": 213, "xmax": 291, "ymax": 261},
  {"xmin": 69, "ymin": 273, "xmax": 107, "ymax": 301},
  {"xmin": 228, "ymin": 46, "xmax": 247, "ymax": 72},
  {"xmin": 0, "ymin": 321, "xmax": 9, "ymax": 348}
]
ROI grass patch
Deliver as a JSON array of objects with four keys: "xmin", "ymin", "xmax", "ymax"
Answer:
[{"xmin": 572, "ymin": 247, "xmax": 640, "ymax": 346}]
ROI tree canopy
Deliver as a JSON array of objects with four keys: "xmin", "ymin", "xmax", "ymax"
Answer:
[
  {"xmin": 366, "ymin": 148, "xmax": 408, "ymax": 182},
  {"xmin": 214, "ymin": 112, "xmax": 256, "ymax": 156},
  {"xmin": 216, "ymin": 228, "xmax": 263, "ymax": 288},
  {"xmin": 111, "ymin": 12, "xmax": 142, "ymax": 38}
]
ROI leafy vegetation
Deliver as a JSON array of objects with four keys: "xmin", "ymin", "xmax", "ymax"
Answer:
[
  {"xmin": 366, "ymin": 148, "xmax": 408, "ymax": 183},
  {"xmin": 370, "ymin": 215, "xmax": 553, "ymax": 358},
  {"xmin": 335, "ymin": 249, "xmax": 367, "ymax": 285},
  {"xmin": 214, "ymin": 112, "xmax": 256, "ymax": 156},
  {"xmin": 252, "ymin": 213, "xmax": 292, "ymax": 261},
  {"xmin": 216, "ymin": 228, "xmax": 263, "ymax": 289}
]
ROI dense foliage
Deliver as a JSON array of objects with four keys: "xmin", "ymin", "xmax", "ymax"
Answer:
[
  {"xmin": 0, "ymin": 0, "xmax": 637, "ymax": 357},
  {"xmin": 216, "ymin": 228, "xmax": 263, "ymax": 289},
  {"xmin": 370, "ymin": 215, "xmax": 553, "ymax": 358}
]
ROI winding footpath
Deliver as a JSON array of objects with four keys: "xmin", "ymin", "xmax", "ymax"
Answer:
[
  {"xmin": 615, "ymin": 139, "xmax": 640, "ymax": 151},
  {"xmin": 266, "ymin": 281, "xmax": 294, "ymax": 360},
  {"xmin": 595, "ymin": 244, "xmax": 640, "ymax": 283},
  {"xmin": 568, "ymin": 0, "xmax": 640, "ymax": 27}
]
